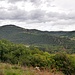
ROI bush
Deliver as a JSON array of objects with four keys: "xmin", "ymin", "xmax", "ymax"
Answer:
[{"xmin": 52, "ymin": 52, "xmax": 74, "ymax": 75}]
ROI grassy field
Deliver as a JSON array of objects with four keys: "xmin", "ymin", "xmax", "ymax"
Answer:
[{"xmin": 0, "ymin": 63, "xmax": 64, "ymax": 75}]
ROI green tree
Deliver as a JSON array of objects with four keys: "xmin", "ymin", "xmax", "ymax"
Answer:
[{"xmin": 52, "ymin": 52, "xmax": 74, "ymax": 75}]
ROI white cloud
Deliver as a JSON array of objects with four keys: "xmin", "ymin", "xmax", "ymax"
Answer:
[
  {"xmin": 53, "ymin": 0, "xmax": 75, "ymax": 12},
  {"xmin": 0, "ymin": 0, "xmax": 75, "ymax": 31}
]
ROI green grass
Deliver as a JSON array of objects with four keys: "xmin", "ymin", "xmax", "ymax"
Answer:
[{"xmin": 0, "ymin": 63, "xmax": 23, "ymax": 75}]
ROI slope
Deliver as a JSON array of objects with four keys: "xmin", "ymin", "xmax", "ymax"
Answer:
[{"xmin": 0, "ymin": 24, "xmax": 74, "ymax": 46}]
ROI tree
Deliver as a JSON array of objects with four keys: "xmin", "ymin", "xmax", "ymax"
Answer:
[{"xmin": 52, "ymin": 52, "xmax": 74, "ymax": 75}]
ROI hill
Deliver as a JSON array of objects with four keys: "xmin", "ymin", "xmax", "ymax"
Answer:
[
  {"xmin": 0, "ymin": 24, "xmax": 75, "ymax": 54},
  {"xmin": 0, "ymin": 24, "xmax": 73, "ymax": 45}
]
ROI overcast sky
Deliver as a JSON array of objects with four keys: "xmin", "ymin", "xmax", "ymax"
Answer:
[{"xmin": 0, "ymin": 0, "xmax": 75, "ymax": 31}]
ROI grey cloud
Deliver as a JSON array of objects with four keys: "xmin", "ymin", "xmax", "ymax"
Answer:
[
  {"xmin": 30, "ymin": 0, "xmax": 42, "ymax": 6},
  {"xmin": 7, "ymin": 0, "xmax": 42, "ymax": 7},
  {"xmin": 68, "ymin": 13, "xmax": 75, "ymax": 19},
  {"xmin": 0, "ymin": 7, "xmax": 6, "ymax": 10},
  {"xmin": 30, "ymin": 0, "xmax": 55, "ymax": 7},
  {"xmin": 8, "ymin": 5, "xmax": 18, "ymax": 11},
  {"xmin": 28, "ymin": 11, "xmax": 75, "ymax": 24},
  {"xmin": 9, "ymin": 10, "xmax": 28, "ymax": 20},
  {"xmin": 7, "ymin": 0, "xmax": 53, "ymax": 6},
  {"xmin": 0, "ymin": 10, "xmax": 9, "ymax": 20},
  {"xmin": 0, "ymin": 6, "xmax": 75, "ymax": 25},
  {"xmin": 45, "ymin": 0, "xmax": 55, "ymax": 6},
  {"xmin": 27, "ymin": 9, "xmax": 57, "ymax": 23},
  {"xmin": 8, "ymin": 0, "xmax": 27, "ymax": 3},
  {"xmin": 0, "ymin": 8, "xmax": 46, "ymax": 22},
  {"xmin": 7, "ymin": 0, "xmax": 40, "ymax": 4},
  {"xmin": 29, "ymin": 10, "xmax": 45, "ymax": 21},
  {"xmin": 0, "ymin": 8, "xmax": 28, "ymax": 20},
  {"xmin": 47, "ymin": 12, "xmax": 75, "ymax": 20}
]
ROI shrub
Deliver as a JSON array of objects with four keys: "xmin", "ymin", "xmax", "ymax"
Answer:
[{"xmin": 52, "ymin": 52, "xmax": 74, "ymax": 75}]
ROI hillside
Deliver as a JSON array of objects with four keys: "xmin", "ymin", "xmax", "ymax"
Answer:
[
  {"xmin": 0, "ymin": 24, "xmax": 74, "ymax": 45},
  {"xmin": 1, "ymin": 25, "xmax": 75, "ymax": 54}
]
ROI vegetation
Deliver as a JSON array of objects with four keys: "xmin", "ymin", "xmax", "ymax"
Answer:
[
  {"xmin": 0, "ymin": 39, "xmax": 75, "ymax": 75},
  {"xmin": 1, "ymin": 25, "xmax": 75, "ymax": 54},
  {"xmin": 1, "ymin": 25, "xmax": 75, "ymax": 74},
  {"xmin": 0, "ymin": 63, "xmax": 64, "ymax": 75}
]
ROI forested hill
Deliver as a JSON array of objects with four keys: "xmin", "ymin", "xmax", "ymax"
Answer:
[{"xmin": 0, "ymin": 24, "xmax": 75, "ymax": 45}]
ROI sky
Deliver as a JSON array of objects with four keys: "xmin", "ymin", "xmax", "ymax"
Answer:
[{"xmin": 0, "ymin": 0, "xmax": 75, "ymax": 31}]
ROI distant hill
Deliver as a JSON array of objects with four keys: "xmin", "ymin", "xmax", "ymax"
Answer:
[{"xmin": 0, "ymin": 24, "xmax": 75, "ymax": 46}]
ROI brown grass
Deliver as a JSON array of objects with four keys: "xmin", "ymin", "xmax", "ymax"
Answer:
[
  {"xmin": 22, "ymin": 66, "xmax": 64, "ymax": 75},
  {"xmin": 0, "ymin": 63, "xmax": 64, "ymax": 75}
]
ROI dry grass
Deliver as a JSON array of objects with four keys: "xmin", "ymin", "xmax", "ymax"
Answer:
[
  {"xmin": 0, "ymin": 63, "xmax": 64, "ymax": 75},
  {"xmin": 22, "ymin": 67, "xmax": 64, "ymax": 75}
]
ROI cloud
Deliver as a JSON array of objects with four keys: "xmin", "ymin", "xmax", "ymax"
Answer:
[
  {"xmin": 0, "ymin": 0, "xmax": 75, "ymax": 30},
  {"xmin": 0, "ymin": 7, "xmax": 6, "ymax": 10},
  {"xmin": 0, "ymin": 7, "xmax": 28, "ymax": 21},
  {"xmin": 7, "ymin": 0, "xmax": 41, "ymax": 4},
  {"xmin": 30, "ymin": 0, "xmax": 42, "ymax": 6},
  {"xmin": 7, "ymin": 0, "xmax": 54, "ymax": 7},
  {"xmin": 0, "ymin": 0, "xmax": 75, "ymax": 31},
  {"xmin": 28, "ymin": 9, "xmax": 46, "ymax": 22},
  {"xmin": 0, "ymin": 7, "xmax": 75, "ymax": 25},
  {"xmin": 8, "ymin": 0, "xmax": 27, "ymax": 3},
  {"xmin": 0, "ymin": 7, "xmax": 46, "ymax": 22},
  {"xmin": 30, "ymin": 0, "xmax": 55, "ymax": 7}
]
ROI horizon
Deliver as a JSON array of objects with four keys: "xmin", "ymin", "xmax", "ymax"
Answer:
[
  {"xmin": 1, "ymin": 24, "xmax": 75, "ymax": 32},
  {"xmin": 0, "ymin": 0, "xmax": 75, "ymax": 31}
]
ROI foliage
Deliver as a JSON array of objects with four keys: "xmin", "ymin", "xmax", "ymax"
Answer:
[
  {"xmin": 52, "ymin": 52, "xmax": 75, "ymax": 75},
  {"xmin": 1, "ymin": 25, "xmax": 75, "ymax": 54},
  {"xmin": 1, "ymin": 25, "xmax": 75, "ymax": 55},
  {"xmin": 0, "ymin": 39, "xmax": 75, "ymax": 74}
]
